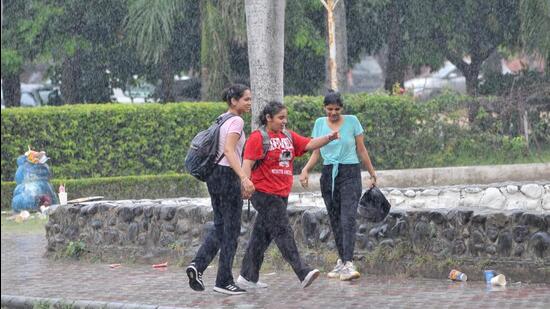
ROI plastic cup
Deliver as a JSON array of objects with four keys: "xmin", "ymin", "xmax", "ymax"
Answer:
[
  {"xmin": 449, "ymin": 269, "xmax": 467, "ymax": 281},
  {"xmin": 490, "ymin": 274, "xmax": 507, "ymax": 286},
  {"xmin": 484, "ymin": 270, "xmax": 495, "ymax": 283}
]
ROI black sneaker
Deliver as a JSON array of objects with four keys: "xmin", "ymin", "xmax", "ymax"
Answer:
[
  {"xmin": 186, "ymin": 263, "xmax": 205, "ymax": 291},
  {"xmin": 213, "ymin": 283, "xmax": 247, "ymax": 295}
]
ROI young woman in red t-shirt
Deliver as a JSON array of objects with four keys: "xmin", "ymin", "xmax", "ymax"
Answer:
[{"xmin": 236, "ymin": 101, "xmax": 338, "ymax": 290}]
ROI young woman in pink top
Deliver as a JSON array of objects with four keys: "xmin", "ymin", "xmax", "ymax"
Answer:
[{"xmin": 186, "ymin": 84, "xmax": 254, "ymax": 295}]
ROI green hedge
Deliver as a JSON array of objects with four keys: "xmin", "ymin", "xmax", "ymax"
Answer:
[
  {"xmin": 2, "ymin": 93, "xmax": 546, "ymax": 181},
  {"xmin": 0, "ymin": 174, "xmax": 207, "ymax": 210}
]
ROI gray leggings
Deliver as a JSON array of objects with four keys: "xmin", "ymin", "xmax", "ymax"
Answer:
[{"xmin": 320, "ymin": 163, "xmax": 362, "ymax": 262}]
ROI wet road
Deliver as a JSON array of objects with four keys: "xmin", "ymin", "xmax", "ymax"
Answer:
[{"xmin": 2, "ymin": 233, "xmax": 549, "ymax": 308}]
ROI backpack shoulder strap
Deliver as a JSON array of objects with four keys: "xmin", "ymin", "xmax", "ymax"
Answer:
[
  {"xmin": 252, "ymin": 126, "xmax": 271, "ymax": 170},
  {"xmin": 216, "ymin": 112, "xmax": 237, "ymax": 125},
  {"xmin": 214, "ymin": 113, "xmax": 237, "ymax": 164},
  {"xmin": 282, "ymin": 128, "xmax": 293, "ymax": 144}
]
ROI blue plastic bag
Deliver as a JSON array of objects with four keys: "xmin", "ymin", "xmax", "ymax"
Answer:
[{"xmin": 12, "ymin": 153, "xmax": 58, "ymax": 213}]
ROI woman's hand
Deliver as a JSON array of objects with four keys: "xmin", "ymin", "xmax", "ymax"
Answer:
[
  {"xmin": 327, "ymin": 130, "xmax": 339, "ymax": 142},
  {"xmin": 369, "ymin": 174, "xmax": 377, "ymax": 188},
  {"xmin": 299, "ymin": 170, "xmax": 309, "ymax": 188},
  {"xmin": 241, "ymin": 177, "xmax": 255, "ymax": 199}
]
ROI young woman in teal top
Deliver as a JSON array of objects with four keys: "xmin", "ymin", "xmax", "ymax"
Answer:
[{"xmin": 299, "ymin": 90, "xmax": 377, "ymax": 281}]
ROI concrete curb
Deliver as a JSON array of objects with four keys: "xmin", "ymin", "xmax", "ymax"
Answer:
[
  {"xmin": 1, "ymin": 295, "xmax": 185, "ymax": 309},
  {"xmin": 292, "ymin": 163, "xmax": 550, "ymax": 191}
]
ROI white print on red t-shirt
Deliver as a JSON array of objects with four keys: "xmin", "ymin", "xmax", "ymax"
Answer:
[
  {"xmin": 269, "ymin": 137, "xmax": 293, "ymax": 151},
  {"xmin": 268, "ymin": 137, "xmax": 293, "ymax": 169}
]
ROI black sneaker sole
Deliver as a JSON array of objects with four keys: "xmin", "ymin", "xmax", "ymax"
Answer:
[
  {"xmin": 213, "ymin": 286, "xmax": 247, "ymax": 295},
  {"xmin": 186, "ymin": 265, "xmax": 205, "ymax": 291}
]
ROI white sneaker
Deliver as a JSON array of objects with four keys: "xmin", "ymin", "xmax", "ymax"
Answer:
[
  {"xmin": 327, "ymin": 259, "xmax": 344, "ymax": 278},
  {"xmin": 339, "ymin": 261, "xmax": 360, "ymax": 281},
  {"xmin": 237, "ymin": 275, "xmax": 268, "ymax": 289},
  {"xmin": 301, "ymin": 269, "xmax": 320, "ymax": 288}
]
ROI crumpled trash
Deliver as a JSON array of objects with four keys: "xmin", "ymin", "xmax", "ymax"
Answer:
[
  {"xmin": 357, "ymin": 186, "xmax": 391, "ymax": 222},
  {"xmin": 152, "ymin": 262, "xmax": 168, "ymax": 268}
]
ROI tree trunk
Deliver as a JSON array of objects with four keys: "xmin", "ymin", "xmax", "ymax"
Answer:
[
  {"xmin": 60, "ymin": 53, "xmax": 83, "ymax": 104},
  {"xmin": 2, "ymin": 72, "xmax": 21, "ymax": 107},
  {"xmin": 465, "ymin": 63, "xmax": 480, "ymax": 97},
  {"xmin": 384, "ymin": 0, "xmax": 405, "ymax": 92},
  {"xmin": 160, "ymin": 56, "xmax": 175, "ymax": 103},
  {"xmin": 245, "ymin": 0, "xmax": 286, "ymax": 129},
  {"xmin": 325, "ymin": 0, "xmax": 348, "ymax": 92}
]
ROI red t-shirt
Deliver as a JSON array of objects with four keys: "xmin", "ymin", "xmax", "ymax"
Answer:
[{"xmin": 244, "ymin": 129, "xmax": 311, "ymax": 197}]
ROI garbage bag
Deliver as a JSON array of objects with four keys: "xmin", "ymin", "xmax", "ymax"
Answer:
[
  {"xmin": 357, "ymin": 186, "xmax": 391, "ymax": 222},
  {"xmin": 12, "ymin": 153, "xmax": 58, "ymax": 213}
]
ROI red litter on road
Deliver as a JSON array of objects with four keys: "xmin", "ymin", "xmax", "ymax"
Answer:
[
  {"xmin": 109, "ymin": 264, "xmax": 122, "ymax": 269},
  {"xmin": 152, "ymin": 262, "xmax": 168, "ymax": 268}
]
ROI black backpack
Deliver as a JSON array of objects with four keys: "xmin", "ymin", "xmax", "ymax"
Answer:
[
  {"xmin": 252, "ymin": 126, "xmax": 293, "ymax": 170},
  {"xmin": 185, "ymin": 113, "xmax": 237, "ymax": 181}
]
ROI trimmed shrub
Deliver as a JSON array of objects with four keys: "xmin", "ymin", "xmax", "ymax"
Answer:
[
  {"xmin": 2, "ymin": 94, "xmax": 546, "ymax": 181},
  {"xmin": 1, "ymin": 174, "xmax": 206, "ymax": 210}
]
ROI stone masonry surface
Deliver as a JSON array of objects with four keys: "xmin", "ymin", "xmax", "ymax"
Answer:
[
  {"xmin": 44, "ymin": 191, "xmax": 550, "ymax": 282},
  {"xmin": 2, "ymin": 233, "xmax": 550, "ymax": 308}
]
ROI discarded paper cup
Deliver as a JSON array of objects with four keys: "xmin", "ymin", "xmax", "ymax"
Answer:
[
  {"xmin": 449, "ymin": 269, "xmax": 467, "ymax": 281},
  {"xmin": 490, "ymin": 274, "xmax": 507, "ymax": 286},
  {"xmin": 484, "ymin": 270, "xmax": 495, "ymax": 283}
]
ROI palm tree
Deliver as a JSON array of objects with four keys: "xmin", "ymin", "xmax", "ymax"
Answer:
[
  {"xmin": 125, "ymin": 0, "xmax": 181, "ymax": 102},
  {"xmin": 125, "ymin": 0, "xmax": 246, "ymax": 102}
]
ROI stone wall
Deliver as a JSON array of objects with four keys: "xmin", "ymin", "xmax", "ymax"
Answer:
[
  {"xmin": 46, "ymin": 197, "xmax": 550, "ymax": 282},
  {"xmin": 291, "ymin": 182, "xmax": 550, "ymax": 211}
]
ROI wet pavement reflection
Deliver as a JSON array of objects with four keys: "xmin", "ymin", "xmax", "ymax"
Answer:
[{"xmin": 2, "ymin": 233, "xmax": 549, "ymax": 308}]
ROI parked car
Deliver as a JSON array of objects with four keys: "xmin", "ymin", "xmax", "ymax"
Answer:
[
  {"xmin": 111, "ymin": 82, "xmax": 157, "ymax": 104},
  {"xmin": 20, "ymin": 83, "xmax": 62, "ymax": 107},
  {"xmin": 404, "ymin": 61, "xmax": 467, "ymax": 99}
]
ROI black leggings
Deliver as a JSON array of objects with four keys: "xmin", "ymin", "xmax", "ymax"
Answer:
[
  {"xmin": 192, "ymin": 165, "xmax": 243, "ymax": 287},
  {"xmin": 320, "ymin": 163, "xmax": 362, "ymax": 262},
  {"xmin": 240, "ymin": 191, "xmax": 312, "ymax": 282}
]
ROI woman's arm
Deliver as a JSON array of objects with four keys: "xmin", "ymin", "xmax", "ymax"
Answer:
[
  {"xmin": 355, "ymin": 134, "xmax": 377, "ymax": 185},
  {"xmin": 224, "ymin": 132, "xmax": 254, "ymax": 194},
  {"xmin": 305, "ymin": 131, "xmax": 339, "ymax": 151},
  {"xmin": 299, "ymin": 149, "xmax": 320, "ymax": 188},
  {"xmin": 241, "ymin": 159, "xmax": 256, "ymax": 199}
]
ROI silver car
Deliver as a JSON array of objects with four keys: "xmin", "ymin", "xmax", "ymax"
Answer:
[{"xmin": 404, "ymin": 61, "xmax": 467, "ymax": 99}]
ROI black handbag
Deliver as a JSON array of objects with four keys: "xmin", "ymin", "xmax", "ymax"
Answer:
[{"xmin": 357, "ymin": 186, "xmax": 391, "ymax": 222}]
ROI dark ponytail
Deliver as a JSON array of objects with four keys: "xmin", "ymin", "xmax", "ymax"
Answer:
[
  {"xmin": 221, "ymin": 84, "xmax": 250, "ymax": 106},
  {"xmin": 259, "ymin": 101, "xmax": 287, "ymax": 126},
  {"xmin": 323, "ymin": 89, "xmax": 343, "ymax": 107}
]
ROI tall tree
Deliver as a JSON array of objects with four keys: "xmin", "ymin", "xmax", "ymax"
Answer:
[
  {"xmin": 430, "ymin": 0, "xmax": 521, "ymax": 96},
  {"xmin": 125, "ymin": 0, "xmax": 179, "ymax": 102},
  {"xmin": 200, "ymin": 0, "xmax": 247, "ymax": 100},
  {"xmin": 245, "ymin": 0, "xmax": 286, "ymax": 129},
  {"xmin": 519, "ymin": 0, "xmax": 550, "ymax": 67},
  {"xmin": 1, "ymin": 1, "xmax": 60, "ymax": 106}
]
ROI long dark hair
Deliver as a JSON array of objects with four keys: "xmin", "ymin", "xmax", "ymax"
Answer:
[
  {"xmin": 323, "ymin": 89, "xmax": 343, "ymax": 107},
  {"xmin": 259, "ymin": 101, "xmax": 287, "ymax": 126},
  {"xmin": 221, "ymin": 84, "xmax": 250, "ymax": 106}
]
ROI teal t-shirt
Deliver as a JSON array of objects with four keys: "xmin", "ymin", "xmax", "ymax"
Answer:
[{"xmin": 312, "ymin": 115, "xmax": 364, "ymax": 165}]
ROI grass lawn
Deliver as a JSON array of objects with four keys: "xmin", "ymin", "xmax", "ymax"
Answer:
[{"xmin": 0, "ymin": 212, "xmax": 47, "ymax": 235}]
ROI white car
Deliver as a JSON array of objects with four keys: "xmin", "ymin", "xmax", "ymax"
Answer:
[
  {"xmin": 404, "ymin": 61, "xmax": 467, "ymax": 99},
  {"xmin": 111, "ymin": 83, "xmax": 157, "ymax": 104}
]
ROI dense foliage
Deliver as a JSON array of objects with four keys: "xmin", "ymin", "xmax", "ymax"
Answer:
[{"xmin": 2, "ymin": 93, "xmax": 547, "ymax": 182}]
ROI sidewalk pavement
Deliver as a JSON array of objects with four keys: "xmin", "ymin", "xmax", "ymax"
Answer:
[{"xmin": 2, "ymin": 233, "xmax": 549, "ymax": 309}]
